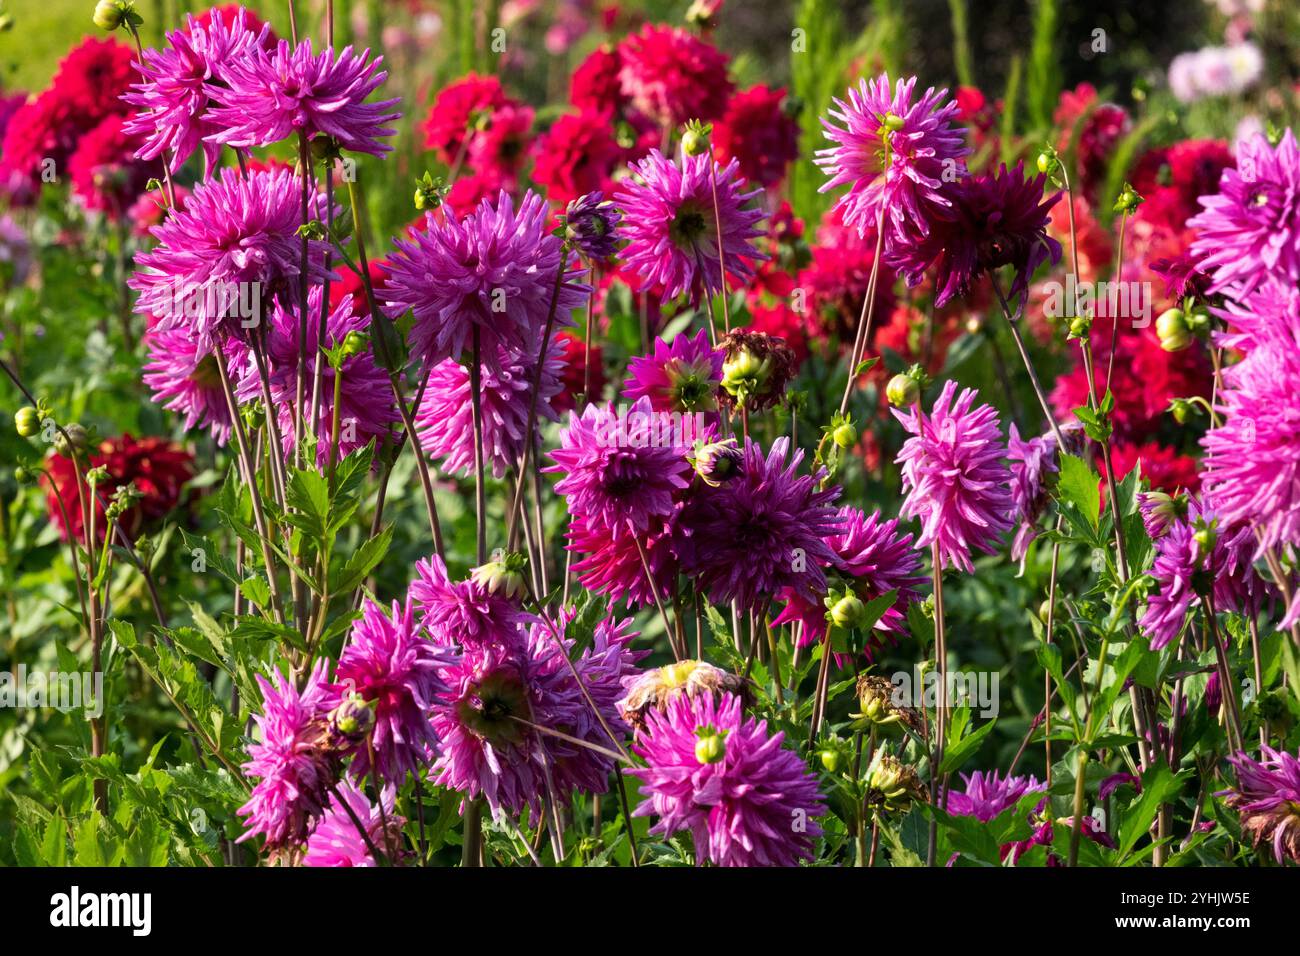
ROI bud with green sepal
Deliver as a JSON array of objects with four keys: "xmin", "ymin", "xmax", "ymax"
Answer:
[
  {"xmin": 93, "ymin": 0, "xmax": 141, "ymax": 31},
  {"xmin": 413, "ymin": 171, "xmax": 447, "ymax": 211},
  {"xmin": 885, "ymin": 363, "xmax": 929, "ymax": 409},
  {"xmin": 15, "ymin": 405, "xmax": 40, "ymax": 438},
  {"xmin": 681, "ymin": 119, "xmax": 712, "ymax": 157},
  {"xmin": 1113, "ymin": 181, "xmax": 1144, "ymax": 216},
  {"xmin": 470, "ymin": 551, "xmax": 529, "ymax": 601},
  {"xmin": 694, "ymin": 724, "xmax": 728, "ymax": 764}
]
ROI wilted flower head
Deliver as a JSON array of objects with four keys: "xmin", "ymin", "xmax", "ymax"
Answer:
[
  {"xmin": 334, "ymin": 598, "xmax": 453, "ymax": 784},
  {"xmin": 717, "ymin": 329, "xmax": 797, "ymax": 412},
  {"xmin": 384, "ymin": 189, "xmax": 588, "ymax": 372},
  {"xmin": 616, "ymin": 147, "xmax": 765, "ymax": 303},
  {"xmin": 1223, "ymin": 746, "xmax": 1300, "ymax": 864},
  {"xmin": 618, "ymin": 659, "xmax": 749, "ymax": 734},
  {"xmin": 206, "ymin": 38, "xmax": 400, "ymax": 155},
  {"xmin": 631, "ymin": 692, "xmax": 825, "ymax": 866},
  {"xmin": 894, "ymin": 380, "xmax": 1014, "ymax": 572},
  {"xmin": 863, "ymin": 750, "xmax": 928, "ymax": 815},
  {"xmin": 816, "ymin": 74, "xmax": 969, "ymax": 244},
  {"xmin": 852, "ymin": 674, "xmax": 923, "ymax": 734}
]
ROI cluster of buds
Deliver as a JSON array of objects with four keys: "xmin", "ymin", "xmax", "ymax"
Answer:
[
  {"xmin": 719, "ymin": 330, "xmax": 797, "ymax": 413},
  {"xmin": 863, "ymin": 751, "xmax": 928, "ymax": 815},
  {"xmin": 851, "ymin": 674, "xmax": 924, "ymax": 736},
  {"xmin": 618, "ymin": 659, "xmax": 749, "ymax": 735}
]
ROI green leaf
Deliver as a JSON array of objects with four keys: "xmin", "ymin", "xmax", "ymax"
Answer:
[
  {"xmin": 329, "ymin": 525, "xmax": 394, "ymax": 595},
  {"xmin": 1057, "ymin": 452, "xmax": 1101, "ymax": 531},
  {"xmin": 940, "ymin": 711, "xmax": 998, "ymax": 775},
  {"xmin": 1116, "ymin": 762, "xmax": 1185, "ymax": 861}
]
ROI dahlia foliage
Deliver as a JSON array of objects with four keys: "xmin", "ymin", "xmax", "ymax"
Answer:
[{"xmin": 5, "ymin": 0, "xmax": 1300, "ymax": 876}]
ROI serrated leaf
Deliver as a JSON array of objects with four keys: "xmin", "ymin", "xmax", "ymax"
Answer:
[{"xmin": 1057, "ymin": 452, "xmax": 1100, "ymax": 531}]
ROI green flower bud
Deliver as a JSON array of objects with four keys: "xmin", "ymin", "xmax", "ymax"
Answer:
[
  {"xmin": 1068, "ymin": 314, "xmax": 1092, "ymax": 340},
  {"xmin": 1037, "ymin": 599, "xmax": 1054, "ymax": 626},
  {"xmin": 1168, "ymin": 398, "xmax": 1194, "ymax": 424},
  {"xmin": 881, "ymin": 112, "xmax": 905, "ymax": 132},
  {"xmin": 1193, "ymin": 525, "xmax": 1217, "ymax": 557},
  {"xmin": 819, "ymin": 747, "xmax": 844, "ymax": 774},
  {"xmin": 1113, "ymin": 183, "xmax": 1144, "ymax": 215},
  {"xmin": 1036, "ymin": 151, "xmax": 1054, "ymax": 175},
  {"xmin": 832, "ymin": 421, "xmax": 857, "ymax": 449},
  {"xmin": 829, "ymin": 592, "xmax": 867, "ymax": 629},
  {"xmin": 681, "ymin": 121, "xmax": 711, "ymax": 157},
  {"xmin": 93, "ymin": 0, "xmax": 124, "ymax": 30},
  {"xmin": 885, "ymin": 373, "xmax": 920, "ymax": 408},
  {"xmin": 694, "ymin": 726, "xmax": 728, "ymax": 764},
  {"xmin": 14, "ymin": 405, "xmax": 40, "ymax": 438},
  {"xmin": 470, "ymin": 551, "xmax": 529, "ymax": 600},
  {"xmin": 1156, "ymin": 308, "xmax": 1191, "ymax": 352},
  {"xmin": 341, "ymin": 330, "xmax": 369, "ymax": 357},
  {"xmin": 54, "ymin": 423, "xmax": 89, "ymax": 457}
]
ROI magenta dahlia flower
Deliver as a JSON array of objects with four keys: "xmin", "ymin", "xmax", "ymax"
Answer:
[
  {"xmin": 237, "ymin": 662, "xmax": 342, "ymax": 850},
  {"xmin": 631, "ymin": 691, "xmax": 825, "ymax": 867},
  {"xmin": 894, "ymin": 380, "xmax": 1014, "ymax": 573},
  {"xmin": 233, "ymin": 287, "xmax": 397, "ymax": 467},
  {"xmin": 303, "ymin": 780, "xmax": 403, "ymax": 867},
  {"xmin": 772, "ymin": 506, "xmax": 925, "ymax": 652},
  {"xmin": 946, "ymin": 770, "xmax": 1045, "ymax": 822},
  {"xmin": 206, "ymin": 38, "xmax": 400, "ymax": 155},
  {"xmin": 335, "ymin": 598, "xmax": 453, "ymax": 785},
  {"xmin": 123, "ymin": 9, "xmax": 268, "ymax": 173},
  {"xmin": 384, "ymin": 189, "xmax": 588, "ymax": 372},
  {"xmin": 615, "ymin": 24, "xmax": 732, "ymax": 127},
  {"xmin": 410, "ymin": 553, "xmax": 533, "ymax": 649},
  {"xmin": 1223, "ymin": 746, "xmax": 1300, "ymax": 864},
  {"xmin": 678, "ymin": 437, "xmax": 842, "ymax": 612},
  {"xmin": 816, "ymin": 74, "xmax": 969, "ymax": 243},
  {"xmin": 622, "ymin": 328, "xmax": 723, "ymax": 413},
  {"xmin": 1189, "ymin": 130, "xmax": 1300, "ymax": 295},
  {"xmin": 547, "ymin": 396, "xmax": 695, "ymax": 534},
  {"xmin": 129, "ymin": 166, "xmax": 331, "ymax": 352},
  {"xmin": 566, "ymin": 513, "xmax": 682, "ymax": 609},
  {"xmin": 1201, "ymin": 328, "xmax": 1300, "ymax": 560},
  {"xmin": 414, "ymin": 334, "xmax": 565, "ymax": 480},
  {"xmin": 715, "ymin": 84, "xmax": 800, "ymax": 189},
  {"xmin": 615, "ymin": 147, "xmax": 765, "ymax": 303},
  {"xmin": 1139, "ymin": 497, "xmax": 1261, "ymax": 650}
]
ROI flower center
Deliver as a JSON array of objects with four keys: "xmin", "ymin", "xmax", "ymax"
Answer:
[{"xmin": 669, "ymin": 201, "xmax": 710, "ymax": 247}]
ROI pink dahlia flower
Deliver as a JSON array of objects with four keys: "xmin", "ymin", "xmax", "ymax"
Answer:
[
  {"xmin": 303, "ymin": 780, "xmax": 403, "ymax": 867},
  {"xmin": 893, "ymin": 380, "xmax": 1014, "ymax": 573},
  {"xmin": 631, "ymin": 691, "xmax": 825, "ymax": 867},
  {"xmin": 622, "ymin": 328, "xmax": 723, "ymax": 413},
  {"xmin": 1223, "ymin": 746, "xmax": 1300, "ymax": 864},
  {"xmin": 615, "ymin": 147, "xmax": 766, "ymax": 303},
  {"xmin": 947, "ymin": 770, "xmax": 1045, "ymax": 822},
  {"xmin": 410, "ymin": 553, "xmax": 533, "ymax": 649},
  {"xmin": 615, "ymin": 24, "xmax": 732, "ymax": 128}
]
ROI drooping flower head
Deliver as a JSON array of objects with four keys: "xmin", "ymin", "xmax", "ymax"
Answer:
[
  {"xmin": 946, "ymin": 770, "xmax": 1045, "ymax": 822},
  {"xmin": 1189, "ymin": 130, "xmax": 1300, "ymax": 296},
  {"xmin": 893, "ymin": 380, "xmax": 1014, "ymax": 572},
  {"xmin": 616, "ymin": 147, "xmax": 765, "ymax": 303},
  {"xmin": 1007, "ymin": 423, "xmax": 1064, "ymax": 563},
  {"xmin": 1222, "ymin": 746, "xmax": 1300, "ymax": 864},
  {"xmin": 237, "ymin": 663, "xmax": 343, "ymax": 851},
  {"xmin": 547, "ymin": 396, "xmax": 696, "ymax": 534},
  {"xmin": 623, "ymin": 328, "xmax": 723, "ymax": 413},
  {"xmin": 679, "ymin": 437, "xmax": 842, "ymax": 612},
  {"xmin": 129, "ymin": 166, "xmax": 332, "ymax": 353},
  {"xmin": 631, "ymin": 692, "xmax": 825, "ymax": 867},
  {"xmin": 415, "ymin": 334, "xmax": 565, "ymax": 479},
  {"xmin": 233, "ymin": 287, "xmax": 398, "ymax": 467},
  {"xmin": 618, "ymin": 660, "xmax": 749, "ymax": 736},
  {"xmin": 303, "ymin": 780, "xmax": 403, "ymax": 867},
  {"xmin": 615, "ymin": 24, "xmax": 732, "ymax": 128},
  {"xmin": 816, "ymin": 74, "xmax": 969, "ymax": 243},
  {"xmin": 384, "ymin": 189, "xmax": 588, "ymax": 372},
  {"xmin": 206, "ymin": 38, "xmax": 400, "ymax": 155},
  {"xmin": 335, "ymin": 598, "xmax": 453, "ymax": 784},
  {"xmin": 892, "ymin": 163, "xmax": 1062, "ymax": 307},
  {"xmin": 124, "ymin": 9, "xmax": 269, "ymax": 173}
]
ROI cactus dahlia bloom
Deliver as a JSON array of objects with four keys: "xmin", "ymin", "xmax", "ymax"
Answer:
[
  {"xmin": 1189, "ymin": 130, "xmax": 1300, "ymax": 296},
  {"xmin": 205, "ymin": 38, "xmax": 400, "ymax": 156},
  {"xmin": 631, "ymin": 692, "xmax": 825, "ymax": 867},
  {"xmin": 303, "ymin": 781, "xmax": 403, "ymax": 867},
  {"xmin": 615, "ymin": 147, "xmax": 766, "ymax": 303},
  {"xmin": 123, "ymin": 9, "xmax": 268, "ymax": 173},
  {"xmin": 678, "ymin": 437, "xmax": 842, "ymax": 612},
  {"xmin": 946, "ymin": 770, "xmax": 1045, "ymax": 822},
  {"xmin": 334, "ymin": 598, "xmax": 453, "ymax": 785},
  {"xmin": 410, "ymin": 553, "xmax": 533, "ymax": 649},
  {"xmin": 816, "ymin": 74, "xmax": 969, "ymax": 244},
  {"xmin": 237, "ymin": 663, "xmax": 343, "ymax": 851},
  {"xmin": 1222, "ymin": 746, "xmax": 1300, "ymax": 864},
  {"xmin": 383, "ymin": 189, "xmax": 588, "ymax": 372},
  {"xmin": 893, "ymin": 380, "xmax": 1014, "ymax": 573},
  {"xmin": 622, "ymin": 328, "xmax": 723, "ymax": 413}
]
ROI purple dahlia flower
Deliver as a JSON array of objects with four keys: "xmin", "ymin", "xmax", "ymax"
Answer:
[
  {"xmin": 631, "ymin": 691, "xmax": 826, "ymax": 867},
  {"xmin": 894, "ymin": 380, "xmax": 1014, "ymax": 573},
  {"xmin": 615, "ymin": 147, "xmax": 765, "ymax": 302},
  {"xmin": 410, "ymin": 553, "xmax": 533, "ymax": 648},
  {"xmin": 384, "ymin": 189, "xmax": 588, "ymax": 372},
  {"xmin": 678, "ymin": 437, "xmax": 842, "ymax": 613},
  {"xmin": 622, "ymin": 328, "xmax": 723, "ymax": 413},
  {"xmin": 1223, "ymin": 746, "xmax": 1300, "ymax": 864},
  {"xmin": 303, "ymin": 780, "xmax": 403, "ymax": 867},
  {"xmin": 946, "ymin": 770, "xmax": 1045, "ymax": 822}
]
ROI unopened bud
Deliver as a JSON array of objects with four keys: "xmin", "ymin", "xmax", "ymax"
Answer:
[
  {"xmin": 14, "ymin": 406, "xmax": 39, "ymax": 437},
  {"xmin": 1156, "ymin": 308, "xmax": 1191, "ymax": 352},
  {"xmin": 93, "ymin": 0, "xmax": 125, "ymax": 30},
  {"xmin": 886, "ymin": 373, "xmax": 920, "ymax": 408},
  {"xmin": 829, "ymin": 593, "xmax": 867, "ymax": 629},
  {"xmin": 694, "ymin": 727, "xmax": 728, "ymax": 764},
  {"xmin": 54, "ymin": 423, "xmax": 88, "ymax": 457},
  {"xmin": 832, "ymin": 421, "xmax": 857, "ymax": 449}
]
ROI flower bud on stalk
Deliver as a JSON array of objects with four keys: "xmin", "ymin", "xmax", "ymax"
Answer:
[
  {"xmin": 1156, "ymin": 308, "xmax": 1191, "ymax": 352},
  {"xmin": 54, "ymin": 423, "xmax": 88, "ymax": 457},
  {"xmin": 886, "ymin": 373, "xmax": 919, "ymax": 408},
  {"xmin": 470, "ymin": 551, "xmax": 529, "ymax": 600},
  {"xmin": 14, "ymin": 406, "xmax": 39, "ymax": 438},
  {"xmin": 694, "ymin": 725, "xmax": 728, "ymax": 764}
]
